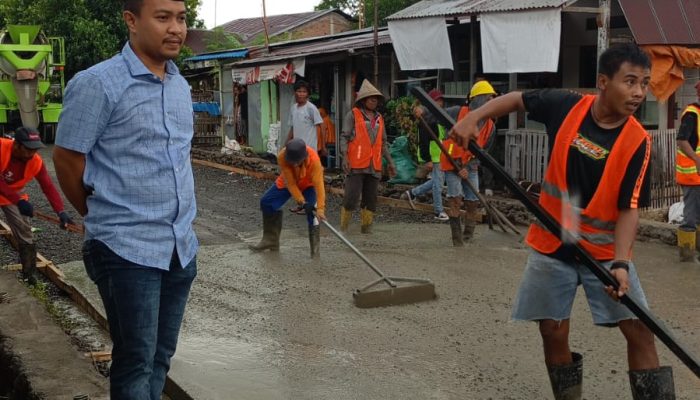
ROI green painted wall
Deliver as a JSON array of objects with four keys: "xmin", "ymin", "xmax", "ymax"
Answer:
[{"xmin": 260, "ymin": 80, "xmax": 271, "ymax": 150}]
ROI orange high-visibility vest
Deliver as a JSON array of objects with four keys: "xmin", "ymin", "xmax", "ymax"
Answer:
[
  {"xmin": 457, "ymin": 106, "xmax": 495, "ymax": 162},
  {"xmin": 0, "ymin": 138, "xmax": 43, "ymax": 206},
  {"xmin": 525, "ymin": 95, "xmax": 651, "ymax": 260},
  {"xmin": 323, "ymin": 115, "xmax": 336, "ymax": 145},
  {"xmin": 347, "ymin": 107, "xmax": 384, "ymax": 170},
  {"xmin": 675, "ymin": 104, "xmax": 700, "ymax": 186},
  {"xmin": 440, "ymin": 138, "xmax": 469, "ymax": 171},
  {"xmin": 275, "ymin": 146, "xmax": 321, "ymax": 191}
]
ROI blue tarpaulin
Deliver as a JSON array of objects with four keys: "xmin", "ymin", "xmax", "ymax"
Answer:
[
  {"xmin": 185, "ymin": 49, "xmax": 248, "ymax": 62},
  {"xmin": 193, "ymin": 102, "xmax": 221, "ymax": 116}
]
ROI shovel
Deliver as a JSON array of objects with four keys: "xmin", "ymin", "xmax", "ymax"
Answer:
[
  {"xmin": 321, "ymin": 220, "xmax": 436, "ymax": 308},
  {"xmin": 411, "ymin": 86, "xmax": 700, "ymax": 379}
]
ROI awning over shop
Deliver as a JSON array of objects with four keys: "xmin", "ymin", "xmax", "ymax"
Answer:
[
  {"xmin": 481, "ymin": 8, "xmax": 561, "ymax": 73},
  {"xmin": 192, "ymin": 102, "xmax": 221, "ymax": 116},
  {"xmin": 227, "ymin": 28, "xmax": 392, "ymax": 84},
  {"xmin": 388, "ymin": 17, "xmax": 453, "ymax": 71},
  {"xmin": 185, "ymin": 49, "xmax": 249, "ymax": 62},
  {"xmin": 386, "ymin": 0, "xmax": 569, "ymax": 73},
  {"xmin": 619, "ymin": 0, "xmax": 698, "ymax": 45}
]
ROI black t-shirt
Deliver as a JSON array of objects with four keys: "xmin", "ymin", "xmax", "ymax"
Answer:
[
  {"xmin": 676, "ymin": 103, "xmax": 699, "ymax": 148},
  {"xmin": 523, "ymin": 89, "xmax": 651, "ymax": 210}
]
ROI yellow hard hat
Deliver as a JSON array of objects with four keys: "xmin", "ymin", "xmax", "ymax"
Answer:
[{"xmin": 469, "ymin": 81, "xmax": 496, "ymax": 99}]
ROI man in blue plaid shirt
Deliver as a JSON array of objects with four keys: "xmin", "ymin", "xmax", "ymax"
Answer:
[{"xmin": 53, "ymin": 0, "xmax": 197, "ymax": 398}]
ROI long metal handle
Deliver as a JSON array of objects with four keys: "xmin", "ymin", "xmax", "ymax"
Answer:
[
  {"xmin": 34, "ymin": 211, "xmax": 85, "ymax": 234},
  {"xmin": 417, "ymin": 115, "xmax": 520, "ymax": 235},
  {"xmin": 321, "ymin": 220, "xmax": 397, "ymax": 288},
  {"xmin": 411, "ymin": 86, "xmax": 700, "ymax": 378}
]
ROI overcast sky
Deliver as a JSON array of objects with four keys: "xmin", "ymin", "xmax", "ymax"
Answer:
[{"xmin": 198, "ymin": 0, "xmax": 322, "ymax": 29}]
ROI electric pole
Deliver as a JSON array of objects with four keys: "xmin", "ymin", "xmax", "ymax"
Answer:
[{"xmin": 373, "ymin": 0, "xmax": 379, "ymax": 86}]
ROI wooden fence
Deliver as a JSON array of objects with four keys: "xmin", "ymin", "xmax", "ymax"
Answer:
[
  {"xmin": 192, "ymin": 113, "xmax": 221, "ymax": 147},
  {"xmin": 504, "ymin": 129, "xmax": 681, "ymax": 209},
  {"xmin": 648, "ymin": 129, "xmax": 682, "ymax": 209}
]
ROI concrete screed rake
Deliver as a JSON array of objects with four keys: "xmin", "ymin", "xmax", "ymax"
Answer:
[{"xmin": 321, "ymin": 220, "xmax": 436, "ymax": 308}]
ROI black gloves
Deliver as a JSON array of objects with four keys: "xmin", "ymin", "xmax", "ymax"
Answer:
[
  {"xmin": 58, "ymin": 211, "xmax": 74, "ymax": 230},
  {"xmin": 16, "ymin": 199, "xmax": 33, "ymax": 217},
  {"xmin": 302, "ymin": 202, "xmax": 316, "ymax": 215}
]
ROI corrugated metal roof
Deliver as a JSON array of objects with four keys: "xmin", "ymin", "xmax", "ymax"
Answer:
[
  {"xmin": 219, "ymin": 9, "xmax": 352, "ymax": 44},
  {"xmin": 387, "ymin": 0, "xmax": 570, "ymax": 20},
  {"xmin": 619, "ymin": 0, "xmax": 699, "ymax": 45},
  {"xmin": 230, "ymin": 29, "xmax": 391, "ymax": 67},
  {"xmin": 185, "ymin": 49, "xmax": 248, "ymax": 62}
]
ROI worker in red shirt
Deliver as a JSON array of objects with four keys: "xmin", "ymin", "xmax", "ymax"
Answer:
[{"xmin": 0, "ymin": 126, "xmax": 74, "ymax": 284}]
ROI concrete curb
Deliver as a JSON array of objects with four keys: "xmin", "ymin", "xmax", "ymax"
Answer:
[{"xmin": 0, "ymin": 272, "xmax": 108, "ymax": 399}]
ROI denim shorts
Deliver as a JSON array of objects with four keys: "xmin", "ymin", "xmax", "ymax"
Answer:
[
  {"xmin": 511, "ymin": 250, "xmax": 648, "ymax": 326},
  {"xmin": 444, "ymin": 163, "xmax": 478, "ymax": 201}
]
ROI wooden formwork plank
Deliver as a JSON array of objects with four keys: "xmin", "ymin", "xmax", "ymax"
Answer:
[
  {"xmin": 192, "ymin": 158, "xmax": 277, "ymax": 180},
  {"xmin": 1, "ymin": 209, "xmax": 189, "ymax": 399},
  {"xmin": 0, "ymin": 218, "xmax": 105, "ymax": 327},
  {"xmin": 85, "ymin": 351, "xmax": 112, "ymax": 362},
  {"xmin": 1, "ymin": 261, "xmax": 51, "ymax": 271},
  {"xmin": 194, "ymin": 157, "xmax": 485, "ymax": 221}
]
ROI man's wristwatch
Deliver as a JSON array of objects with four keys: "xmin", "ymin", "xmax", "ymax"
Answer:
[{"xmin": 610, "ymin": 260, "xmax": 630, "ymax": 272}]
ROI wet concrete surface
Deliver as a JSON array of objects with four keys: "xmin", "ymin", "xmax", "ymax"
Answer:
[
  {"xmin": 63, "ymin": 165, "xmax": 700, "ymax": 399},
  {"xmin": 3, "ymin": 147, "xmax": 700, "ymax": 398}
]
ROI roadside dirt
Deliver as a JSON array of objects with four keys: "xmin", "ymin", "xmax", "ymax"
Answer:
[{"xmin": 2, "ymin": 146, "xmax": 700, "ymax": 399}]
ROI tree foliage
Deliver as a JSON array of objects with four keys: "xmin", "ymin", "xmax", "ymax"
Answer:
[
  {"xmin": 204, "ymin": 27, "xmax": 242, "ymax": 52},
  {"xmin": 315, "ymin": 0, "xmax": 422, "ymax": 27},
  {"xmin": 315, "ymin": 0, "xmax": 360, "ymax": 16},
  {"xmin": 0, "ymin": 0, "xmax": 204, "ymax": 79}
]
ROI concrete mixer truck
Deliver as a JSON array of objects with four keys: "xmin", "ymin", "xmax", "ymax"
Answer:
[{"xmin": 0, "ymin": 25, "xmax": 65, "ymax": 142}]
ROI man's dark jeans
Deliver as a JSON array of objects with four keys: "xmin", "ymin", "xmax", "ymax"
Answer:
[{"xmin": 82, "ymin": 239, "xmax": 197, "ymax": 400}]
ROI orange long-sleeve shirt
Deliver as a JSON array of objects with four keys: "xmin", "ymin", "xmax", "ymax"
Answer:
[{"xmin": 275, "ymin": 146, "xmax": 326, "ymax": 213}]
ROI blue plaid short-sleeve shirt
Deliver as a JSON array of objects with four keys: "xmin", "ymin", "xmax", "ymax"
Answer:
[{"xmin": 56, "ymin": 42, "xmax": 198, "ymax": 270}]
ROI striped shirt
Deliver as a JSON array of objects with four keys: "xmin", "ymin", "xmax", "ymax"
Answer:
[{"xmin": 56, "ymin": 42, "xmax": 198, "ymax": 270}]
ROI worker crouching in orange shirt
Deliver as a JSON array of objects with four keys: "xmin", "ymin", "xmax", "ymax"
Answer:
[{"xmin": 249, "ymin": 138, "xmax": 326, "ymax": 257}]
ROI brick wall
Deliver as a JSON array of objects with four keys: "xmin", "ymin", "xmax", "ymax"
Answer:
[{"xmin": 290, "ymin": 13, "xmax": 354, "ymax": 39}]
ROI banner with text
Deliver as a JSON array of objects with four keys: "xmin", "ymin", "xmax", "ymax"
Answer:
[{"xmin": 232, "ymin": 58, "xmax": 306, "ymax": 85}]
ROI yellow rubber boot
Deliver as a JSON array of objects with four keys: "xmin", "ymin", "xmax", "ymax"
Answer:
[
  {"xmin": 340, "ymin": 207, "xmax": 352, "ymax": 231},
  {"xmin": 678, "ymin": 227, "xmax": 696, "ymax": 262},
  {"xmin": 360, "ymin": 208, "xmax": 374, "ymax": 234}
]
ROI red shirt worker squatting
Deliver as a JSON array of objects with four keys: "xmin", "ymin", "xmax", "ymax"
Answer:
[{"xmin": 0, "ymin": 126, "xmax": 74, "ymax": 284}]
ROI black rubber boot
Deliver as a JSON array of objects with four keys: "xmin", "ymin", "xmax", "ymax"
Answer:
[
  {"xmin": 629, "ymin": 366, "xmax": 675, "ymax": 400},
  {"xmin": 547, "ymin": 352, "xmax": 582, "ymax": 400},
  {"xmin": 309, "ymin": 225, "xmax": 320, "ymax": 258},
  {"xmin": 18, "ymin": 243, "xmax": 38, "ymax": 285},
  {"xmin": 449, "ymin": 217, "xmax": 464, "ymax": 247},
  {"xmin": 249, "ymin": 211, "xmax": 283, "ymax": 251},
  {"xmin": 463, "ymin": 200, "xmax": 478, "ymax": 240}
]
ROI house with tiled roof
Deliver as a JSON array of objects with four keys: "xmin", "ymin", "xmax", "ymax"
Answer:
[{"xmin": 219, "ymin": 9, "xmax": 355, "ymax": 45}]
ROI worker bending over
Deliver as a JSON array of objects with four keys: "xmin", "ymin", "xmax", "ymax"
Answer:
[
  {"xmin": 250, "ymin": 138, "xmax": 326, "ymax": 257},
  {"xmin": 1, "ymin": 126, "xmax": 73, "ymax": 284}
]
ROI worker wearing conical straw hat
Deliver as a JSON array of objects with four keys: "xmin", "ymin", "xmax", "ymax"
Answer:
[{"xmin": 339, "ymin": 79, "xmax": 396, "ymax": 233}]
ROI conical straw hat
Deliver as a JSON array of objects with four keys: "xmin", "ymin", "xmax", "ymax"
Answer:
[{"xmin": 355, "ymin": 79, "xmax": 384, "ymax": 103}]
